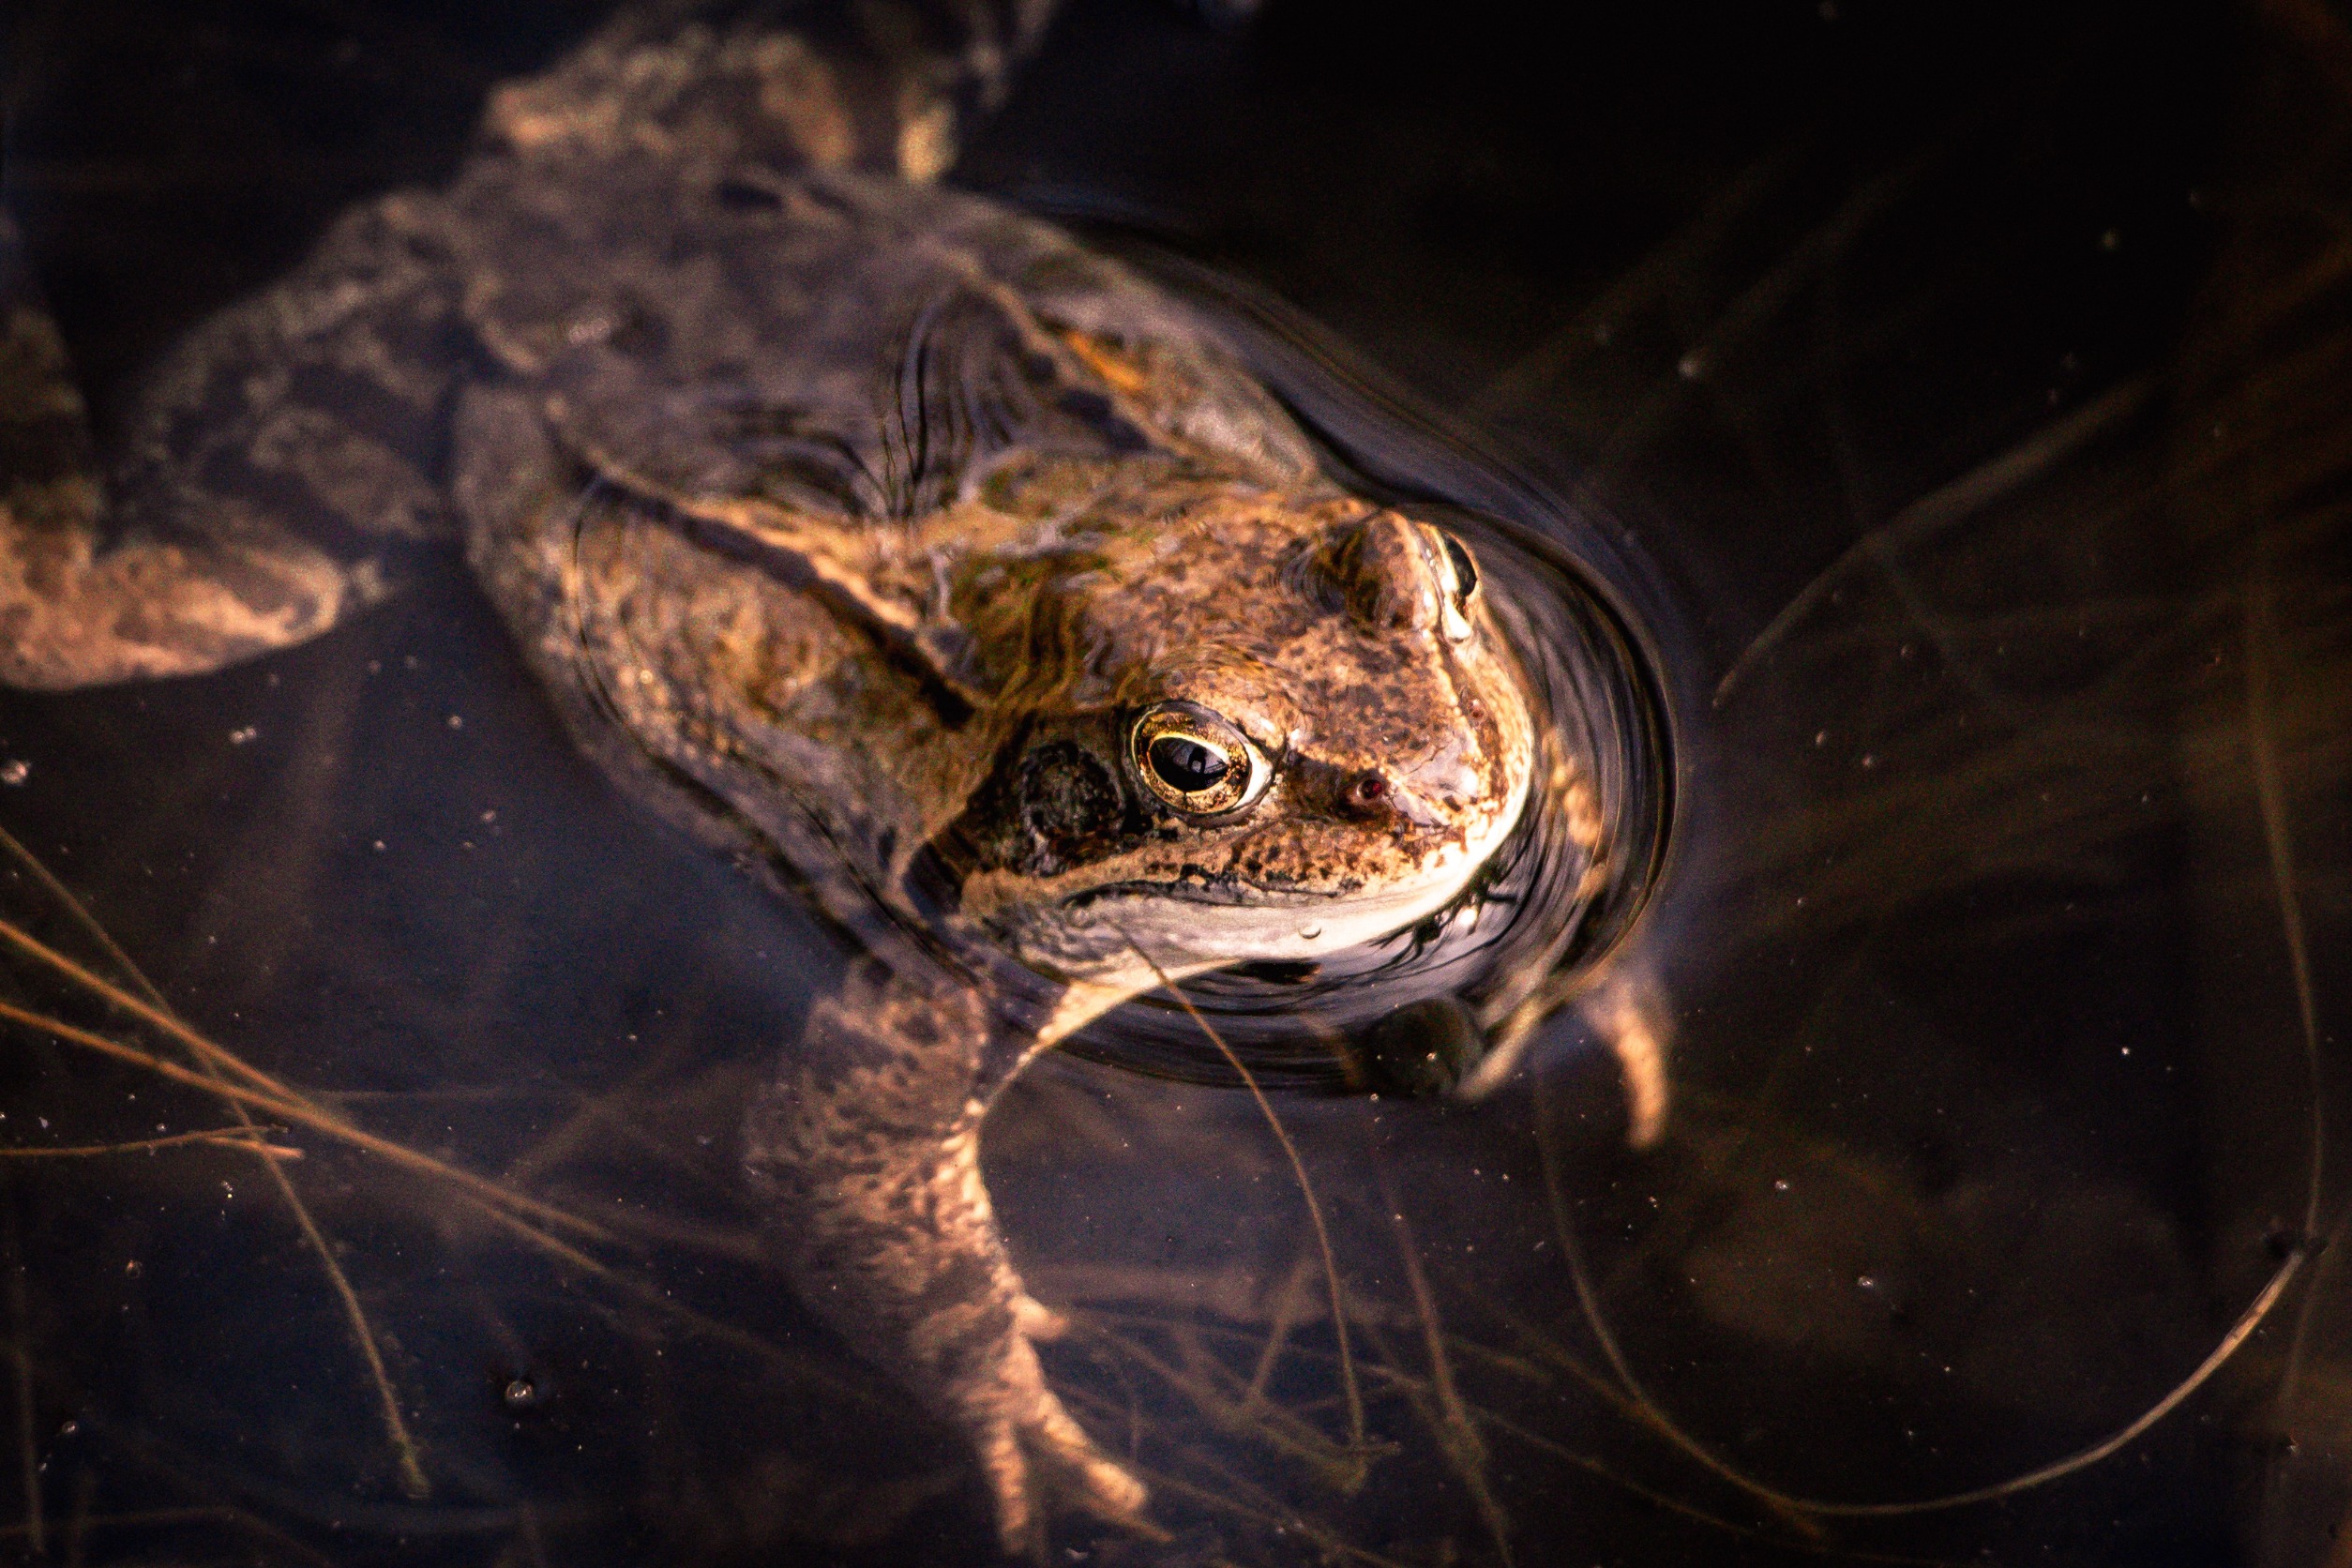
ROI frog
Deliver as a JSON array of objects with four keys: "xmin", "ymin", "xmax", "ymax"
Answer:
[{"xmin": 0, "ymin": 2, "xmax": 1651, "ymax": 1551}]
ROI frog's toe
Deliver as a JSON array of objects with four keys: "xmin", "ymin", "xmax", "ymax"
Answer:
[
  {"xmin": 1028, "ymin": 1393, "xmax": 1150, "ymax": 1522},
  {"xmin": 1583, "ymin": 977, "xmax": 1671, "ymax": 1149},
  {"xmin": 975, "ymin": 1387, "xmax": 1152, "ymax": 1557},
  {"xmin": 1013, "ymin": 1292, "xmax": 1069, "ymax": 1341}
]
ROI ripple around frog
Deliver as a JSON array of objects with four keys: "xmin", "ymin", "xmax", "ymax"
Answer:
[{"xmin": 1054, "ymin": 264, "xmax": 1677, "ymax": 1095}]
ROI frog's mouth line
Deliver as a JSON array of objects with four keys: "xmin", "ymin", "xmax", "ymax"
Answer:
[
  {"xmin": 1065, "ymin": 863, "xmax": 1477, "ymax": 919},
  {"xmin": 1066, "ymin": 876, "xmax": 1442, "ymax": 912},
  {"xmin": 1054, "ymin": 820, "xmax": 1515, "ymax": 964},
  {"xmin": 1056, "ymin": 866, "xmax": 1478, "ymax": 972},
  {"xmin": 1062, "ymin": 779, "xmax": 1530, "ymax": 922},
  {"xmin": 1067, "ymin": 878, "xmax": 1339, "ymax": 910}
]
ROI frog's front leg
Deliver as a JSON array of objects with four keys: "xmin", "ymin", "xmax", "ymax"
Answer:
[{"xmin": 744, "ymin": 958, "xmax": 1148, "ymax": 1554}]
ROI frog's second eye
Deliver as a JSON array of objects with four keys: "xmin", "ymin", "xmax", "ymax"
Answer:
[
  {"xmin": 1425, "ymin": 527, "xmax": 1481, "ymax": 641},
  {"xmin": 1131, "ymin": 703, "xmax": 1270, "ymax": 816},
  {"xmin": 1437, "ymin": 532, "xmax": 1479, "ymax": 605}
]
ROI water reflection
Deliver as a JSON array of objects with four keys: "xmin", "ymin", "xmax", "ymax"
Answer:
[{"xmin": 3, "ymin": 0, "xmax": 2349, "ymax": 1564}]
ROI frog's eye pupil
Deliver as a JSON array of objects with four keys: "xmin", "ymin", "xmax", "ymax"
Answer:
[
  {"xmin": 1149, "ymin": 735, "xmax": 1231, "ymax": 793},
  {"xmin": 1439, "ymin": 532, "xmax": 1479, "ymax": 603},
  {"xmin": 1131, "ymin": 702, "xmax": 1267, "ymax": 816}
]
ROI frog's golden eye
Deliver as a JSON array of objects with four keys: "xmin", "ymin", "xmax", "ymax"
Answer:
[{"xmin": 1130, "ymin": 702, "xmax": 1270, "ymax": 816}]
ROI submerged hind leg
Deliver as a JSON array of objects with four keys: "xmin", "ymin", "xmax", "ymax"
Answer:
[{"xmin": 0, "ymin": 198, "xmax": 457, "ymax": 688}]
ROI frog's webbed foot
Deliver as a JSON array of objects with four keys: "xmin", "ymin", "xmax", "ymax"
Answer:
[
  {"xmin": 957, "ymin": 1334, "xmax": 1151, "ymax": 1555},
  {"xmin": 746, "ymin": 960, "xmax": 1150, "ymax": 1555}
]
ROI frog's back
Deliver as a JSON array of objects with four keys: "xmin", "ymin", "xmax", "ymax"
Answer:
[
  {"xmin": 445, "ymin": 156, "xmax": 1319, "ymax": 520},
  {"xmin": 443, "ymin": 137, "xmax": 1331, "ymax": 946},
  {"xmin": 0, "ymin": 2, "xmax": 1307, "ymax": 689}
]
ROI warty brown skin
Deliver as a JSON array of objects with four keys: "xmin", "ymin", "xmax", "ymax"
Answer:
[{"xmin": 0, "ymin": 8, "xmax": 1547, "ymax": 1551}]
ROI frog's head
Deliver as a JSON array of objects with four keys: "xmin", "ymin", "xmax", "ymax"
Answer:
[{"xmin": 940, "ymin": 490, "xmax": 1537, "ymax": 989}]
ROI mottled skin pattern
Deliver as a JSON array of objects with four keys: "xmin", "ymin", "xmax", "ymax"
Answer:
[{"xmin": 0, "ymin": 5, "xmax": 1550, "ymax": 1551}]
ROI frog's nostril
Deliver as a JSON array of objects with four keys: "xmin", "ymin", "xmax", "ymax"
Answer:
[{"xmin": 1341, "ymin": 769, "xmax": 1391, "ymax": 818}]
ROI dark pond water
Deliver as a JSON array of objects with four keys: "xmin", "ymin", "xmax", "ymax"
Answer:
[{"xmin": 3, "ymin": 1, "xmax": 2349, "ymax": 1563}]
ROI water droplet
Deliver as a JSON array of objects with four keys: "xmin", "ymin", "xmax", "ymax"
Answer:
[
  {"xmin": 0, "ymin": 761, "xmax": 27, "ymax": 786},
  {"xmin": 1297, "ymin": 924, "xmax": 1321, "ymax": 942},
  {"xmin": 228, "ymin": 726, "xmax": 258, "ymax": 746},
  {"xmin": 1856, "ymin": 1274, "xmax": 1877, "ymax": 1290},
  {"xmin": 124, "ymin": 1259, "xmax": 143, "ymax": 1279},
  {"xmin": 504, "ymin": 1377, "xmax": 538, "ymax": 1410}
]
